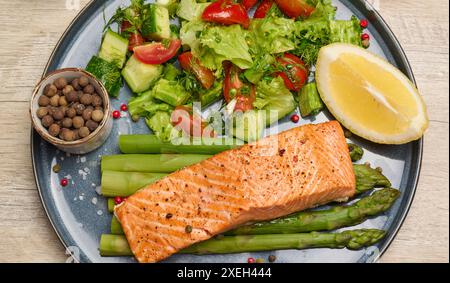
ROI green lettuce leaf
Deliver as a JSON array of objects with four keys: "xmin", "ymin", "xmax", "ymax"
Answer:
[
  {"xmin": 199, "ymin": 25, "xmax": 253, "ymax": 70},
  {"xmin": 293, "ymin": 16, "xmax": 362, "ymax": 66},
  {"xmin": 254, "ymin": 77, "xmax": 297, "ymax": 125},
  {"xmin": 309, "ymin": 0, "xmax": 336, "ymax": 20},
  {"xmin": 249, "ymin": 17, "xmax": 296, "ymax": 55},
  {"xmin": 176, "ymin": 0, "xmax": 210, "ymax": 21}
]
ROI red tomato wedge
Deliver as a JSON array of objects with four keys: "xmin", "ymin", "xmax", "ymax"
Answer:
[
  {"xmin": 133, "ymin": 39, "xmax": 181, "ymax": 65},
  {"xmin": 274, "ymin": 0, "xmax": 316, "ymax": 18},
  {"xmin": 171, "ymin": 106, "xmax": 216, "ymax": 138},
  {"xmin": 276, "ymin": 53, "xmax": 308, "ymax": 92},
  {"xmin": 254, "ymin": 0, "xmax": 274, "ymax": 18},
  {"xmin": 178, "ymin": 52, "xmax": 215, "ymax": 90},
  {"xmin": 128, "ymin": 32, "xmax": 144, "ymax": 52},
  {"xmin": 202, "ymin": 0, "xmax": 250, "ymax": 29},
  {"xmin": 242, "ymin": 0, "xmax": 259, "ymax": 10},
  {"xmin": 223, "ymin": 62, "xmax": 256, "ymax": 112}
]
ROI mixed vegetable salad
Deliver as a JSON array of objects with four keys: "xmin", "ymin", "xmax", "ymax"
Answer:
[{"xmin": 86, "ymin": 0, "xmax": 367, "ymax": 142}]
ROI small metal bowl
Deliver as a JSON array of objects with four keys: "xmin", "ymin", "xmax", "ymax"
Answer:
[{"xmin": 30, "ymin": 68, "xmax": 113, "ymax": 155}]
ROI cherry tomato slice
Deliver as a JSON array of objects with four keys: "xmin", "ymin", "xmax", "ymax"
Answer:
[
  {"xmin": 178, "ymin": 52, "xmax": 215, "ymax": 90},
  {"xmin": 274, "ymin": 0, "xmax": 316, "ymax": 18},
  {"xmin": 254, "ymin": 0, "xmax": 274, "ymax": 19},
  {"xmin": 134, "ymin": 39, "xmax": 181, "ymax": 65},
  {"xmin": 276, "ymin": 53, "xmax": 308, "ymax": 92},
  {"xmin": 241, "ymin": 0, "xmax": 258, "ymax": 10},
  {"xmin": 128, "ymin": 32, "xmax": 144, "ymax": 52},
  {"xmin": 171, "ymin": 106, "xmax": 216, "ymax": 138},
  {"xmin": 202, "ymin": 0, "xmax": 250, "ymax": 29},
  {"xmin": 224, "ymin": 62, "xmax": 255, "ymax": 112}
]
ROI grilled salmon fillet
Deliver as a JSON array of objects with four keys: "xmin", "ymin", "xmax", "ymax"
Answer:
[{"xmin": 115, "ymin": 121, "xmax": 356, "ymax": 262}]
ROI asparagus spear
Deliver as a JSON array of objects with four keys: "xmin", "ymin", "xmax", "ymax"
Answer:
[
  {"xmin": 101, "ymin": 171, "xmax": 167, "ymax": 197},
  {"xmin": 100, "ymin": 234, "xmax": 132, "ymax": 257},
  {"xmin": 107, "ymin": 198, "xmax": 115, "ymax": 213},
  {"xmin": 348, "ymin": 143, "xmax": 364, "ymax": 162},
  {"xmin": 354, "ymin": 164, "xmax": 391, "ymax": 194},
  {"xmin": 226, "ymin": 188, "xmax": 400, "ymax": 235},
  {"xmin": 99, "ymin": 229, "xmax": 386, "ymax": 256},
  {"xmin": 298, "ymin": 82, "xmax": 324, "ymax": 117},
  {"xmin": 182, "ymin": 229, "xmax": 386, "ymax": 254},
  {"xmin": 119, "ymin": 135, "xmax": 241, "ymax": 154},
  {"xmin": 101, "ymin": 163, "xmax": 390, "ymax": 198},
  {"xmin": 111, "ymin": 216, "xmax": 124, "ymax": 235},
  {"xmin": 101, "ymin": 154, "xmax": 212, "ymax": 173},
  {"xmin": 110, "ymin": 188, "xmax": 399, "ymax": 235}
]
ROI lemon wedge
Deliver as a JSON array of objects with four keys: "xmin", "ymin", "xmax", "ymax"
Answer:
[{"xmin": 316, "ymin": 43, "xmax": 428, "ymax": 144}]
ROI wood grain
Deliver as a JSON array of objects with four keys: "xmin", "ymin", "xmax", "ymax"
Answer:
[{"xmin": 0, "ymin": 0, "xmax": 447, "ymax": 263}]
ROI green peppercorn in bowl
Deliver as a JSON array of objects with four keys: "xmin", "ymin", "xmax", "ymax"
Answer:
[{"xmin": 30, "ymin": 68, "xmax": 113, "ymax": 154}]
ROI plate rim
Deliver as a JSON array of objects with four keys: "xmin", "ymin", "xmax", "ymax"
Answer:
[{"xmin": 31, "ymin": 0, "xmax": 424, "ymax": 263}]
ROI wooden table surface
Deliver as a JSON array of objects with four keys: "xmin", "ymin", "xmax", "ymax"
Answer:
[{"xmin": 0, "ymin": 0, "xmax": 448, "ymax": 263}]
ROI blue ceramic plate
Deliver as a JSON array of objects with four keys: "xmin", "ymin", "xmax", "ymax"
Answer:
[{"xmin": 32, "ymin": 0, "xmax": 423, "ymax": 263}]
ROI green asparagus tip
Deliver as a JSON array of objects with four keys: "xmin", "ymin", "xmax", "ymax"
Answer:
[{"xmin": 340, "ymin": 229, "xmax": 386, "ymax": 250}]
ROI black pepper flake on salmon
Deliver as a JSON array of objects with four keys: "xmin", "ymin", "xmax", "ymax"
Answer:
[
  {"xmin": 166, "ymin": 213, "xmax": 173, "ymax": 219},
  {"xmin": 279, "ymin": 149, "xmax": 286, "ymax": 156},
  {"xmin": 185, "ymin": 225, "xmax": 193, "ymax": 234}
]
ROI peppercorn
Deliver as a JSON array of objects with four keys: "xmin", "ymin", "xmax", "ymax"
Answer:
[
  {"xmin": 85, "ymin": 120, "xmax": 99, "ymax": 132},
  {"xmin": 79, "ymin": 127, "xmax": 90, "ymax": 138},
  {"xmin": 83, "ymin": 84, "xmax": 95, "ymax": 94},
  {"xmin": 80, "ymin": 93, "xmax": 93, "ymax": 105},
  {"xmin": 44, "ymin": 84, "xmax": 58, "ymax": 97},
  {"xmin": 54, "ymin": 77, "xmax": 68, "ymax": 89},
  {"xmin": 72, "ymin": 116, "xmax": 84, "ymax": 129},
  {"xmin": 74, "ymin": 103, "xmax": 86, "ymax": 115},
  {"xmin": 185, "ymin": 225, "xmax": 193, "ymax": 234},
  {"xmin": 62, "ymin": 85, "xmax": 74, "ymax": 96},
  {"xmin": 48, "ymin": 124, "xmax": 61, "ymax": 137},
  {"xmin": 166, "ymin": 213, "xmax": 173, "ymax": 219},
  {"xmin": 268, "ymin": 255, "xmax": 276, "ymax": 263},
  {"xmin": 362, "ymin": 39, "xmax": 370, "ymax": 49},
  {"xmin": 255, "ymin": 258, "xmax": 265, "ymax": 264},
  {"xmin": 91, "ymin": 110, "xmax": 104, "ymax": 122},
  {"xmin": 52, "ymin": 108, "xmax": 65, "ymax": 121},
  {"xmin": 79, "ymin": 76, "xmax": 89, "ymax": 87},
  {"xmin": 91, "ymin": 95, "xmax": 103, "ymax": 107},
  {"xmin": 71, "ymin": 78, "xmax": 81, "ymax": 90},
  {"xmin": 132, "ymin": 115, "xmax": 140, "ymax": 122},
  {"xmin": 38, "ymin": 95, "xmax": 50, "ymax": 107},
  {"xmin": 50, "ymin": 95, "xmax": 60, "ymax": 107},
  {"xmin": 65, "ymin": 90, "xmax": 78, "ymax": 103},
  {"xmin": 61, "ymin": 129, "xmax": 75, "ymax": 142},
  {"xmin": 36, "ymin": 107, "xmax": 48, "ymax": 118},
  {"xmin": 62, "ymin": 117, "xmax": 73, "ymax": 128},
  {"xmin": 66, "ymin": 107, "xmax": 77, "ymax": 118},
  {"xmin": 59, "ymin": 96, "xmax": 68, "ymax": 106},
  {"xmin": 52, "ymin": 164, "xmax": 61, "ymax": 173},
  {"xmin": 41, "ymin": 115, "xmax": 54, "ymax": 128},
  {"xmin": 82, "ymin": 108, "xmax": 93, "ymax": 121}
]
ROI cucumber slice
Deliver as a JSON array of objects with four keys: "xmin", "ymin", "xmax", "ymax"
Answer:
[
  {"xmin": 99, "ymin": 28, "xmax": 129, "ymax": 69},
  {"xmin": 86, "ymin": 56, "xmax": 122, "ymax": 98},
  {"xmin": 142, "ymin": 4, "xmax": 171, "ymax": 41},
  {"xmin": 122, "ymin": 55, "xmax": 163, "ymax": 93}
]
